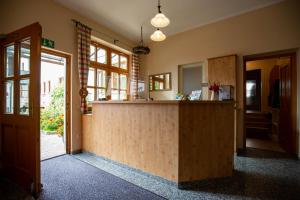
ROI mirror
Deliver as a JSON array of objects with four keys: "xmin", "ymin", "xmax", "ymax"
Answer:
[{"xmin": 149, "ymin": 72, "xmax": 171, "ymax": 91}]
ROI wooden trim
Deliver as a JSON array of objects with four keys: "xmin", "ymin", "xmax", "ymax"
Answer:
[
  {"xmin": 243, "ymin": 49, "xmax": 298, "ymax": 61},
  {"xmin": 41, "ymin": 48, "xmax": 71, "ymax": 154},
  {"xmin": 208, "ymin": 54, "xmax": 237, "ymax": 61},
  {"xmin": 242, "ymin": 49, "xmax": 298, "ymax": 154}
]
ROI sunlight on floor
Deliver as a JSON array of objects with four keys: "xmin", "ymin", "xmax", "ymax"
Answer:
[{"xmin": 41, "ymin": 132, "xmax": 65, "ymax": 160}]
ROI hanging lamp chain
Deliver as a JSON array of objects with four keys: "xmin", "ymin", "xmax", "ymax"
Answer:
[
  {"xmin": 140, "ymin": 26, "xmax": 144, "ymax": 46},
  {"xmin": 158, "ymin": 0, "xmax": 161, "ymax": 13}
]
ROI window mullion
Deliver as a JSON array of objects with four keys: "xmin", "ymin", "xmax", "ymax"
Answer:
[{"xmin": 94, "ymin": 67, "xmax": 97, "ymax": 101}]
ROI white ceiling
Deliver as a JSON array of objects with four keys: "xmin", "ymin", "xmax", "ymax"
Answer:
[{"xmin": 54, "ymin": 0, "xmax": 282, "ymax": 43}]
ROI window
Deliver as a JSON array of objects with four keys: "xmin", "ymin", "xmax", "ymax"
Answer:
[{"xmin": 88, "ymin": 41, "xmax": 129, "ymax": 105}]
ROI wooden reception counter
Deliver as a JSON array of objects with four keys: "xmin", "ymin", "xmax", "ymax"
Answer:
[{"xmin": 82, "ymin": 100, "xmax": 235, "ymax": 185}]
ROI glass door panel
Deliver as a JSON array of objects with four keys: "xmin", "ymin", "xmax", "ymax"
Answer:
[
  {"xmin": 5, "ymin": 45, "xmax": 14, "ymax": 77},
  {"xmin": 20, "ymin": 39, "xmax": 31, "ymax": 75},
  {"xmin": 5, "ymin": 80, "xmax": 14, "ymax": 114},
  {"xmin": 19, "ymin": 79, "xmax": 30, "ymax": 115}
]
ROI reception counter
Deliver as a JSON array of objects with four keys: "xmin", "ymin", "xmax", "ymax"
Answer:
[{"xmin": 82, "ymin": 100, "xmax": 235, "ymax": 185}]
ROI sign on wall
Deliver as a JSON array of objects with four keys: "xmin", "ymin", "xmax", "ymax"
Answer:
[{"xmin": 41, "ymin": 38, "xmax": 55, "ymax": 49}]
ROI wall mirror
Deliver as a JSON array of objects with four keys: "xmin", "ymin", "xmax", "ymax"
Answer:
[{"xmin": 149, "ymin": 72, "xmax": 172, "ymax": 91}]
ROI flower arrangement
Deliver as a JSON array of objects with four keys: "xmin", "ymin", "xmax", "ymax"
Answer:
[{"xmin": 209, "ymin": 82, "xmax": 220, "ymax": 93}]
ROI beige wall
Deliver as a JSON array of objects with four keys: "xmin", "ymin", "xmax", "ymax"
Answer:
[
  {"xmin": 0, "ymin": 0, "xmax": 135, "ymax": 152},
  {"xmin": 246, "ymin": 59, "xmax": 278, "ymax": 112},
  {"xmin": 141, "ymin": 0, "xmax": 300, "ymax": 152}
]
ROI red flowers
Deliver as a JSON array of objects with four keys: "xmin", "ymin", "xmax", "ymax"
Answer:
[{"xmin": 209, "ymin": 83, "xmax": 220, "ymax": 92}]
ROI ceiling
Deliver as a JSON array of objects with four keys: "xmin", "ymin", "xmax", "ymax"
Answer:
[{"xmin": 54, "ymin": 0, "xmax": 282, "ymax": 44}]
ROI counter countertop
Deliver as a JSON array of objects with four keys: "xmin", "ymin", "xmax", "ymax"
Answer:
[{"xmin": 92, "ymin": 100, "xmax": 235, "ymax": 104}]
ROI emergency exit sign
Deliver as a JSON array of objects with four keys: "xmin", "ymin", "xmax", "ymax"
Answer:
[{"xmin": 41, "ymin": 38, "xmax": 55, "ymax": 49}]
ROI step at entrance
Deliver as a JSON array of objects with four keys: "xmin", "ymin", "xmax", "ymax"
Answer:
[{"xmin": 246, "ymin": 112, "xmax": 272, "ymax": 139}]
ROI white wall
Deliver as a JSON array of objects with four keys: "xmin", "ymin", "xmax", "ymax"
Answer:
[{"xmin": 0, "ymin": 0, "xmax": 136, "ymax": 152}]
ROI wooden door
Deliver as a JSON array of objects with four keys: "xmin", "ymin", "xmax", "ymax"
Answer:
[
  {"xmin": 0, "ymin": 23, "xmax": 42, "ymax": 195},
  {"xmin": 279, "ymin": 65, "xmax": 293, "ymax": 153},
  {"xmin": 246, "ymin": 69, "xmax": 261, "ymax": 111}
]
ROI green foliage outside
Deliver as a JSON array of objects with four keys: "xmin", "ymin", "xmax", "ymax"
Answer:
[{"xmin": 41, "ymin": 85, "xmax": 64, "ymax": 136}]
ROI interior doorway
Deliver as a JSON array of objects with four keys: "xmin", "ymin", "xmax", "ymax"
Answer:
[
  {"xmin": 40, "ymin": 49, "xmax": 70, "ymax": 160},
  {"xmin": 243, "ymin": 50, "xmax": 298, "ymax": 155}
]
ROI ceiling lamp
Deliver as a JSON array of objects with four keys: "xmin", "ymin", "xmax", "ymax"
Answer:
[
  {"xmin": 133, "ymin": 26, "xmax": 150, "ymax": 55},
  {"xmin": 150, "ymin": 29, "xmax": 166, "ymax": 42},
  {"xmin": 151, "ymin": 0, "xmax": 170, "ymax": 28}
]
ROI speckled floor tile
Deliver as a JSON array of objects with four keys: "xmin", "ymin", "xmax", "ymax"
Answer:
[{"xmin": 74, "ymin": 148, "xmax": 300, "ymax": 200}]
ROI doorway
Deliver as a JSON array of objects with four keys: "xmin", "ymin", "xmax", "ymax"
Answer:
[
  {"xmin": 40, "ymin": 49, "xmax": 70, "ymax": 160},
  {"xmin": 243, "ymin": 50, "xmax": 298, "ymax": 155},
  {"xmin": 178, "ymin": 62, "xmax": 207, "ymax": 99}
]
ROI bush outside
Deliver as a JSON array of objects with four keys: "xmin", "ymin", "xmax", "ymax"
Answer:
[{"xmin": 41, "ymin": 85, "xmax": 64, "ymax": 137}]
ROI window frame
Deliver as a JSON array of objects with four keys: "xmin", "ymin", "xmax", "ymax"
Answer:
[{"xmin": 88, "ymin": 41, "xmax": 130, "ymax": 103}]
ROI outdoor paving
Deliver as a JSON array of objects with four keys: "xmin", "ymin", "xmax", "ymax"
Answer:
[{"xmin": 41, "ymin": 132, "xmax": 65, "ymax": 160}]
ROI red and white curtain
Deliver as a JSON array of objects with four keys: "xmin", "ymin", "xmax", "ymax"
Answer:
[
  {"xmin": 131, "ymin": 54, "xmax": 140, "ymax": 100},
  {"xmin": 76, "ymin": 22, "xmax": 92, "ymax": 113}
]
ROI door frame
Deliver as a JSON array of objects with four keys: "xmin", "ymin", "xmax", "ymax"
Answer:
[
  {"xmin": 242, "ymin": 49, "xmax": 298, "ymax": 155},
  {"xmin": 41, "ymin": 48, "xmax": 71, "ymax": 154}
]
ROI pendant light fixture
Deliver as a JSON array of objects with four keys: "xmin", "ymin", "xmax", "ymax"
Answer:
[
  {"xmin": 133, "ymin": 26, "xmax": 150, "ymax": 55},
  {"xmin": 151, "ymin": 0, "xmax": 170, "ymax": 28},
  {"xmin": 150, "ymin": 28, "xmax": 166, "ymax": 42}
]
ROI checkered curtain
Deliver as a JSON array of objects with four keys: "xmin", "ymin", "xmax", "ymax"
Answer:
[
  {"xmin": 131, "ymin": 54, "xmax": 140, "ymax": 100},
  {"xmin": 76, "ymin": 22, "xmax": 92, "ymax": 113}
]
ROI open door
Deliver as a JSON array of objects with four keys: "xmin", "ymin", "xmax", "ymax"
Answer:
[
  {"xmin": 279, "ymin": 64, "xmax": 295, "ymax": 154},
  {"xmin": 0, "ymin": 23, "xmax": 42, "ymax": 195}
]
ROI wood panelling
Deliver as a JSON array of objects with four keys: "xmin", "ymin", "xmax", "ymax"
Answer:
[
  {"xmin": 82, "ymin": 103, "xmax": 179, "ymax": 181},
  {"xmin": 82, "ymin": 101, "xmax": 234, "ymax": 183},
  {"xmin": 208, "ymin": 55, "xmax": 237, "ymax": 153},
  {"xmin": 208, "ymin": 55, "xmax": 237, "ymax": 87},
  {"xmin": 178, "ymin": 103, "xmax": 234, "ymax": 182}
]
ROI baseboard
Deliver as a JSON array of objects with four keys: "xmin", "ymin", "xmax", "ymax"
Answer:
[
  {"xmin": 236, "ymin": 148, "xmax": 246, "ymax": 156},
  {"xmin": 71, "ymin": 149, "xmax": 82, "ymax": 155}
]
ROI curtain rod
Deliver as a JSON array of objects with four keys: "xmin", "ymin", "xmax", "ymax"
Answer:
[{"xmin": 71, "ymin": 19, "xmax": 134, "ymax": 49}]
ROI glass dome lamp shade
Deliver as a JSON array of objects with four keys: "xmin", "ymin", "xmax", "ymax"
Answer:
[
  {"xmin": 151, "ymin": 0, "xmax": 170, "ymax": 28},
  {"xmin": 150, "ymin": 29, "xmax": 166, "ymax": 42},
  {"xmin": 151, "ymin": 13, "xmax": 170, "ymax": 28}
]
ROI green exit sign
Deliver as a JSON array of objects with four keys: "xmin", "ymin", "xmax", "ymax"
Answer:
[{"xmin": 41, "ymin": 38, "xmax": 55, "ymax": 49}]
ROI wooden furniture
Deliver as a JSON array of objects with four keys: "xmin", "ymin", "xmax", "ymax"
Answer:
[
  {"xmin": 82, "ymin": 100, "xmax": 235, "ymax": 184},
  {"xmin": 208, "ymin": 55, "xmax": 237, "ymax": 151}
]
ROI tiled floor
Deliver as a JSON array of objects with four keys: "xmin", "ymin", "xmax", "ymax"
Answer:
[
  {"xmin": 246, "ymin": 138, "xmax": 285, "ymax": 152},
  {"xmin": 41, "ymin": 132, "xmax": 65, "ymax": 160},
  {"xmin": 74, "ymin": 149, "xmax": 300, "ymax": 200}
]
